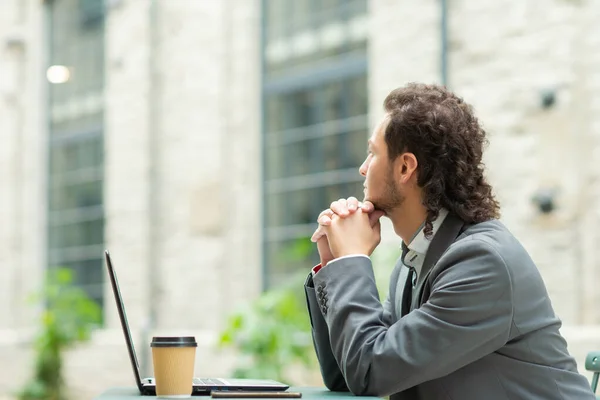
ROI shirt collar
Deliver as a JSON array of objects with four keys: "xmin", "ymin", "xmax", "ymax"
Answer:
[{"xmin": 407, "ymin": 208, "xmax": 449, "ymax": 255}]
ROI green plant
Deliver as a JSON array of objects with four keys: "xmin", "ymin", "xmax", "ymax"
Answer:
[
  {"xmin": 17, "ymin": 268, "xmax": 102, "ymax": 400},
  {"xmin": 218, "ymin": 272, "xmax": 316, "ymax": 383}
]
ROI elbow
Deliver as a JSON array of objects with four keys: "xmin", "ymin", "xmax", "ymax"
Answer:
[
  {"xmin": 346, "ymin": 382, "xmax": 379, "ymax": 397},
  {"xmin": 343, "ymin": 365, "xmax": 373, "ymax": 396},
  {"xmin": 318, "ymin": 361, "xmax": 349, "ymax": 392},
  {"xmin": 322, "ymin": 376, "xmax": 349, "ymax": 392},
  {"xmin": 346, "ymin": 378, "xmax": 387, "ymax": 397},
  {"xmin": 342, "ymin": 354, "xmax": 389, "ymax": 396},
  {"xmin": 347, "ymin": 384, "xmax": 369, "ymax": 396}
]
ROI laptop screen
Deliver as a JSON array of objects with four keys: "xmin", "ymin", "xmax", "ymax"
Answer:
[{"xmin": 105, "ymin": 250, "xmax": 145, "ymax": 390}]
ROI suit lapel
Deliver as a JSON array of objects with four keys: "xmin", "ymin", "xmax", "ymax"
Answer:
[{"xmin": 410, "ymin": 213, "xmax": 465, "ymax": 311}]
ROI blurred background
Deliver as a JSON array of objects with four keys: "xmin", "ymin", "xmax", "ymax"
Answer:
[{"xmin": 1, "ymin": 0, "xmax": 600, "ymax": 398}]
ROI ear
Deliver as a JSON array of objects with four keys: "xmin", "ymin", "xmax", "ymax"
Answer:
[{"xmin": 394, "ymin": 152, "xmax": 418, "ymax": 184}]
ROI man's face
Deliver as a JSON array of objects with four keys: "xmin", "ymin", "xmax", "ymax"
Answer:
[{"xmin": 359, "ymin": 116, "xmax": 404, "ymax": 214}]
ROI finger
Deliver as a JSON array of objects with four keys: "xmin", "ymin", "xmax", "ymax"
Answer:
[
  {"xmin": 331, "ymin": 199, "xmax": 349, "ymax": 216},
  {"xmin": 321, "ymin": 224, "xmax": 332, "ymax": 243},
  {"xmin": 373, "ymin": 219, "xmax": 381, "ymax": 234},
  {"xmin": 318, "ymin": 209, "xmax": 334, "ymax": 220},
  {"xmin": 368, "ymin": 210, "xmax": 385, "ymax": 227},
  {"xmin": 373, "ymin": 220, "xmax": 382, "ymax": 244},
  {"xmin": 311, "ymin": 226, "xmax": 325, "ymax": 242},
  {"xmin": 318, "ymin": 214, "xmax": 332, "ymax": 226},
  {"xmin": 361, "ymin": 201, "xmax": 375, "ymax": 213},
  {"xmin": 347, "ymin": 196, "xmax": 359, "ymax": 212},
  {"xmin": 337, "ymin": 198, "xmax": 348, "ymax": 214}
]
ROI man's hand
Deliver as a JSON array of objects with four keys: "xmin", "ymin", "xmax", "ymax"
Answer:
[
  {"xmin": 311, "ymin": 197, "xmax": 384, "ymax": 265},
  {"xmin": 315, "ymin": 234, "xmax": 335, "ymax": 267},
  {"xmin": 324, "ymin": 208, "xmax": 383, "ymax": 258}
]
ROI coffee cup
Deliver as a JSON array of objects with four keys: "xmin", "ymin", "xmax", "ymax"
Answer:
[{"xmin": 151, "ymin": 336, "xmax": 197, "ymax": 398}]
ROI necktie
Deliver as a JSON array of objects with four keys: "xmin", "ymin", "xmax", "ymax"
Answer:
[{"xmin": 400, "ymin": 243, "xmax": 414, "ymax": 317}]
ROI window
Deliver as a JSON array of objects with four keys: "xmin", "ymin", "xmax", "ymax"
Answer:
[
  {"xmin": 47, "ymin": 0, "xmax": 105, "ymax": 310},
  {"xmin": 262, "ymin": 0, "xmax": 368, "ymax": 287}
]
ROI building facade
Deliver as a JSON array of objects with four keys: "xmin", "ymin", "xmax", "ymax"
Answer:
[{"xmin": 1, "ymin": 0, "xmax": 599, "ymax": 398}]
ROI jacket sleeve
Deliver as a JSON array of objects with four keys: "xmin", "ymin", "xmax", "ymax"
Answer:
[
  {"xmin": 312, "ymin": 238, "xmax": 513, "ymax": 397},
  {"xmin": 305, "ymin": 273, "xmax": 348, "ymax": 391},
  {"xmin": 305, "ymin": 270, "xmax": 395, "ymax": 392}
]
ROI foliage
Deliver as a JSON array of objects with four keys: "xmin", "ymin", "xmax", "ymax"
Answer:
[
  {"xmin": 217, "ymin": 272, "xmax": 316, "ymax": 384},
  {"xmin": 17, "ymin": 268, "xmax": 102, "ymax": 400}
]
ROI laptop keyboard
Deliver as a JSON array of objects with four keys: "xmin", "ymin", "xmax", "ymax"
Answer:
[{"xmin": 194, "ymin": 378, "xmax": 225, "ymax": 386}]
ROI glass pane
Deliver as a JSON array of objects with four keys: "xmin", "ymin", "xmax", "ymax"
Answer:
[
  {"xmin": 342, "ymin": 129, "xmax": 368, "ymax": 169},
  {"xmin": 323, "ymin": 80, "xmax": 344, "ymax": 121},
  {"xmin": 291, "ymin": 0, "xmax": 313, "ymax": 31},
  {"xmin": 345, "ymin": 181, "xmax": 364, "ymax": 201},
  {"xmin": 51, "ymin": 180, "xmax": 102, "ymax": 210},
  {"xmin": 73, "ymin": 258, "xmax": 104, "ymax": 287},
  {"xmin": 266, "ymin": 193, "xmax": 283, "ymax": 228},
  {"xmin": 322, "ymin": 0, "xmax": 343, "ymax": 13},
  {"xmin": 324, "ymin": 181, "xmax": 362, "ymax": 204},
  {"xmin": 52, "ymin": 218, "xmax": 103, "ymax": 249},
  {"xmin": 266, "ymin": 97, "xmax": 283, "ymax": 134},
  {"xmin": 55, "ymin": 143, "xmax": 78, "ymax": 172},
  {"xmin": 87, "ymin": 218, "xmax": 104, "ymax": 245},
  {"xmin": 48, "ymin": 225, "xmax": 63, "ymax": 249},
  {"xmin": 285, "ymin": 90, "xmax": 319, "ymax": 129},
  {"xmin": 348, "ymin": 75, "xmax": 368, "ymax": 117},
  {"xmin": 48, "ymin": 0, "xmax": 105, "ymax": 312},
  {"xmin": 286, "ymin": 189, "xmax": 312, "ymax": 225},
  {"xmin": 262, "ymin": 0, "xmax": 368, "ymax": 288},
  {"xmin": 322, "ymin": 135, "xmax": 342, "ymax": 171},
  {"xmin": 287, "ymin": 140, "xmax": 310, "ymax": 177},
  {"xmin": 62, "ymin": 223, "xmax": 84, "ymax": 248},
  {"xmin": 265, "ymin": 143, "xmax": 282, "ymax": 180},
  {"xmin": 266, "ymin": 0, "xmax": 287, "ymax": 41}
]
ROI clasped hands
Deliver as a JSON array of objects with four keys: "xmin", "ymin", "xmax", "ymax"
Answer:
[{"xmin": 310, "ymin": 197, "xmax": 386, "ymax": 266}]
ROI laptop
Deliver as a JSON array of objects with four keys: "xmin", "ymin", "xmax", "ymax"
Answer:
[{"xmin": 104, "ymin": 250, "xmax": 290, "ymax": 396}]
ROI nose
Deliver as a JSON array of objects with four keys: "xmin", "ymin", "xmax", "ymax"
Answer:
[{"xmin": 359, "ymin": 155, "xmax": 370, "ymax": 177}]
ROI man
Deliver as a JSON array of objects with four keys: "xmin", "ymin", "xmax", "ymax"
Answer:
[{"xmin": 304, "ymin": 83, "xmax": 595, "ymax": 399}]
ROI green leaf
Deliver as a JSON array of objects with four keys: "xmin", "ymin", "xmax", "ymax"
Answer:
[{"xmin": 18, "ymin": 267, "xmax": 102, "ymax": 400}]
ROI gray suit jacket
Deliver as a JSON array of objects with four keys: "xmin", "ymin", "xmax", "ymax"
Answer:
[{"xmin": 304, "ymin": 214, "xmax": 595, "ymax": 399}]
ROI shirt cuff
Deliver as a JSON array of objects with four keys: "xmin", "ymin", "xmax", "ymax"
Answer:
[
  {"xmin": 312, "ymin": 254, "xmax": 370, "ymax": 276},
  {"xmin": 312, "ymin": 264, "xmax": 323, "ymax": 276}
]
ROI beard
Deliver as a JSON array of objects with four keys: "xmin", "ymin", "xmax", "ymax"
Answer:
[{"xmin": 366, "ymin": 168, "xmax": 404, "ymax": 214}]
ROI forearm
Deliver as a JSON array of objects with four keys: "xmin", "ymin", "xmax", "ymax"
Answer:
[
  {"xmin": 312, "ymin": 259, "xmax": 387, "ymax": 395},
  {"xmin": 304, "ymin": 274, "xmax": 349, "ymax": 392}
]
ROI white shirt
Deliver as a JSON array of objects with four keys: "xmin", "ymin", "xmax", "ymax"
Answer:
[{"xmin": 402, "ymin": 208, "xmax": 449, "ymax": 279}]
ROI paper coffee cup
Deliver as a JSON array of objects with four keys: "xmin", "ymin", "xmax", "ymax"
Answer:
[{"xmin": 151, "ymin": 336, "xmax": 197, "ymax": 398}]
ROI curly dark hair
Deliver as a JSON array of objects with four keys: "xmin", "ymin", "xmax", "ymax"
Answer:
[{"xmin": 383, "ymin": 83, "xmax": 500, "ymax": 236}]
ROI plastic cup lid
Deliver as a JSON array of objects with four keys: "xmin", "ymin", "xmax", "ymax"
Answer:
[{"xmin": 150, "ymin": 336, "xmax": 197, "ymax": 347}]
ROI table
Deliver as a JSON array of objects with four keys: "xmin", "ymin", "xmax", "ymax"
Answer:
[{"xmin": 94, "ymin": 387, "xmax": 377, "ymax": 400}]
